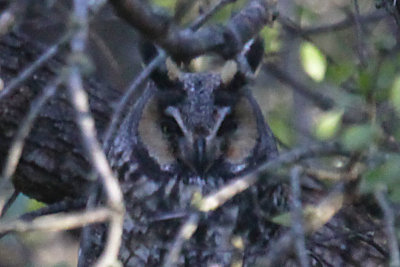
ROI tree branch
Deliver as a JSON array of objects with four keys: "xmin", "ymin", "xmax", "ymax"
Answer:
[
  {"xmin": 109, "ymin": 0, "xmax": 277, "ymax": 61},
  {"xmin": 0, "ymin": 31, "xmax": 73, "ymax": 100},
  {"xmin": 68, "ymin": 1, "xmax": 124, "ymax": 266},
  {"xmin": 163, "ymin": 213, "xmax": 200, "ymax": 267},
  {"xmin": 290, "ymin": 166, "xmax": 309, "ymax": 267},
  {"xmin": 279, "ymin": 10, "xmax": 387, "ymax": 36},
  {"xmin": 375, "ymin": 188, "xmax": 400, "ymax": 267},
  {"xmin": 196, "ymin": 142, "xmax": 343, "ymax": 212},
  {"xmin": 264, "ymin": 63, "xmax": 335, "ymax": 110},
  {"xmin": 0, "ymin": 207, "xmax": 112, "ymax": 234}
]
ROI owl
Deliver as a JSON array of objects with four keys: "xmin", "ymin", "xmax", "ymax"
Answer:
[{"xmin": 78, "ymin": 41, "xmax": 281, "ymax": 266}]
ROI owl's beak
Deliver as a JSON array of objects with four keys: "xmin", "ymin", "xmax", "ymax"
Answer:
[
  {"xmin": 178, "ymin": 136, "xmax": 212, "ymax": 175},
  {"xmin": 193, "ymin": 138, "xmax": 207, "ymax": 172},
  {"xmin": 167, "ymin": 106, "xmax": 229, "ymax": 174}
]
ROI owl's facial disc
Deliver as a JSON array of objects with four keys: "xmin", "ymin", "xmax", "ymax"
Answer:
[
  {"xmin": 164, "ymin": 105, "xmax": 231, "ymax": 175},
  {"xmin": 138, "ymin": 59, "xmax": 266, "ymax": 177}
]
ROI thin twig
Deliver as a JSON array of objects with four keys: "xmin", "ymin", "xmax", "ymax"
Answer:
[
  {"xmin": 0, "ymin": 31, "xmax": 73, "ymax": 100},
  {"xmin": 383, "ymin": 0, "xmax": 400, "ymax": 27},
  {"xmin": 303, "ymin": 183, "xmax": 344, "ymax": 232},
  {"xmin": 0, "ymin": 190, "xmax": 19, "ymax": 218},
  {"xmin": 150, "ymin": 210, "xmax": 188, "ymax": 222},
  {"xmin": 290, "ymin": 166, "xmax": 309, "ymax": 267},
  {"xmin": 0, "ymin": 198, "xmax": 86, "ymax": 239},
  {"xmin": 0, "ymin": 0, "xmax": 108, "ymax": 102},
  {"xmin": 262, "ymin": 182, "xmax": 346, "ymax": 266},
  {"xmin": 190, "ymin": 0, "xmax": 236, "ymax": 31},
  {"xmin": 79, "ymin": 188, "xmax": 103, "ymax": 266},
  {"xmin": 353, "ymin": 0, "xmax": 367, "ymax": 66},
  {"xmin": 89, "ymin": 30, "xmax": 122, "ymax": 81},
  {"xmin": 88, "ymin": 0, "xmax": 108, "ymax": 13},
  {"xmin": 354, "ymin": 232, "xmax": 389, "ymax": 258},
  {"xmin": 263, "ymin": 63, "xmax": 334, "ymax": 110},
  {"xmin": 303, "ymin": 167, "xmax": 342, "ymax": 181},
  {"xmin": 263, "ymin": 231, "xmax": 294, "ymax": 266},
  {"xmin": 109, "ymin": 0, "xmax": 276, "ymax": 61},
  {"xmin": 0, "ymin": 207, "xmax": 112, "ymax": 235},
  {"xmin": 163, "ymin": 213, "xmax": 200, "ymax": 267},
  {"xmin": 375, "ymin": 188, "xmax": 400, "ymax": 267},
  {"xmin": 102, "ymin": 51, "xmax": 165, "ymax": 153},
  {"xmin": 20, "ymin": 199, "xmax": 86, "ymax": 221},
  {"xmin": 163, "ymin": 143, "xmax": 344, "ymax": 266},
  {"xmin": 0, "ymin": 77, "xmax": 62, "ymax": 182},
  {"xmin": 280, "ymin": 10, "xmax": 387, "ymax": 35},
  {"xmin": 196, "ymin": 173, "xmax": 257, "ymax": 212},
  {"xmin": 196, "ymin": 142, "xmax": 343, "ymax": 212},
  {"xmin": 69, "ymin": 1, "xmax": 124, "ymax": 266},
  {"xmin": 0, "ymin": 0, "xmax": 29, "ymax": 36}
]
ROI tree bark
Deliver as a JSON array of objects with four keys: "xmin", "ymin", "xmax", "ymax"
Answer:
[{"xmin": 0, "ymin": 32, "xmax": 120, "ymax": 203}]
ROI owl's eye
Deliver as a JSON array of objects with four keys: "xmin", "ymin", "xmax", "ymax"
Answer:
[
  {"xmin": 217, "ymin": 116, "xmax": 237, "ymax": 136},
  {"xmin": 160, "ymin": 117, "xmax": 183, "ymax": 137}
]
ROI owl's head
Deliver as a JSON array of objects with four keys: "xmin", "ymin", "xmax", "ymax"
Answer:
[{"xmin": 115, "ymin": 40, "xmax": 277, "ymax": 181}]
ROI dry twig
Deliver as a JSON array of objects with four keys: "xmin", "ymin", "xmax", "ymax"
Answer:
[
  {"xmin": 68, "ymin": 1, "xmax": 124, "ymax": 266},
  {"xmin": 375, "ymin": 188, "xmax": 400, "ymax": 267},
  {"xmin": 163, "ymin": 213, "xmax": 200, "ymax": 267},
  {"xmin": 197, "ymin": 142, "xmax": 343, "ymax": 212},
  {"xmin": 0, "ymin": 207, "xmax": 112, "ymax": 235},
  {"xmin": 0, "ymin": 32, "xmax": 73, "ymax": 100},
  {"xmin": 109, "ymin": 0, "xmax": 277, "ymax": 61},
  {"xmin": 290, "ymin": 166, "xmax": 309, "ymax": 267}
]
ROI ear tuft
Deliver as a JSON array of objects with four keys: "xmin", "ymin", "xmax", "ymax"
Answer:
[
  {"xmin": 244, "ymin": 37, "xmax": 264, "ymax": 74},
  {"xmin": 166, "ymin": 58, "xmax": 181, "ymax": 81},
  {"xmin": 221, "ymin": 60, "xmax": 238, "ymax": 85},
  {"xmin": 139, "ymin": 40, "xmax": 159, "ymax": 64},
  {"xmin": 139, "ymin": 40, "xmax": 179, "ymax": 89}
]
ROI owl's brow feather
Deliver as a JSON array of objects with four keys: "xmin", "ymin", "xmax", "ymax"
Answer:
[
  {"xmin": 165, "ymin": 106, "xmax": 192, "ymax": 140},
  {"xmin": 208, "ymin": 107, "xmax": 231, "ymax": 141}
]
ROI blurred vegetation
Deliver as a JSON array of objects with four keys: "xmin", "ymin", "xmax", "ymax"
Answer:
[{"xmin": 267, "ymin": 0, "xmax": 400, "ymax": 203}]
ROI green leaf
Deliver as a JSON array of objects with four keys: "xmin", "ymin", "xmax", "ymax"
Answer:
[
  {"xmin": 326, "ymin": 62, "xmax": 354, "ymax": 86},
  {"xmin": 358, "ymin": 69, "xmax": 373, "ymax": 96},
  {"xmin": 341, "ymin": 124, "xmax": 376, "ymax": 151},
  {"xmin": 374, "ymin": 32, "xmax": 396, "ymax": 51},
  {"xmin": 377, "ymin": 60, "xmax": 396, "ymax": 91},
  {"xmin": 361, "ymin": 155, "xmax": 400, "ymax": 195},
  {"xmin": 152, "ymin": 0, "xmax": 176, "ymax": 10},
  {"xmin": 260, "ymin": 26, "xmax": 281, "ymax": 53},
  {"xmin": 391, "ymin": 76, "xmax": 400, "ymax": 115},
  {"xmin": 268, "ymin": 116, "xmax": 293, "ymax": 146},
  {"xmin": 52, "ymin": 263, "xmax": 73, "ymax": 267},
  {"xmin": 26, "ymin": 199, "xmax": 46, "ymax": 212},
  {"xmin": 268, "ymin": 108, "xmax": 294, "ymax": 146},
  {"xmin": 361, "ymin": 166, "xmax": 385, "ymax": 193},
  {"xmin": 270, "ymin": 212, "xmax": 291, "ymax": 227},
  {"xmin": 300, "ymin": 42, "xmax": 327, "ymax": 82},
  {"xmin": 314, "ymin": 110, "xmax": 343, "ymax": 140},
  {"xmin": 389, "ymin": 184, "xmax": 400, "ymax": 203}
]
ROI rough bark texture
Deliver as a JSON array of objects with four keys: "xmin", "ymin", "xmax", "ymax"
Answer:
[{"xmin": 0, "ymin": 32, "xmax": 120, "ymax": 203}]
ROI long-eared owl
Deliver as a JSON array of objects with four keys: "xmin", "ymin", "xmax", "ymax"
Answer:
[{"xmin": 79, "ymin": 40, "xmax": 281, "ymax": 266}]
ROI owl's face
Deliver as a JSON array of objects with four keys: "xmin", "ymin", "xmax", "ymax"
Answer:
[{"xmin": 127, "ymin": 60, "xmax": 277, "ymax": 181}]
